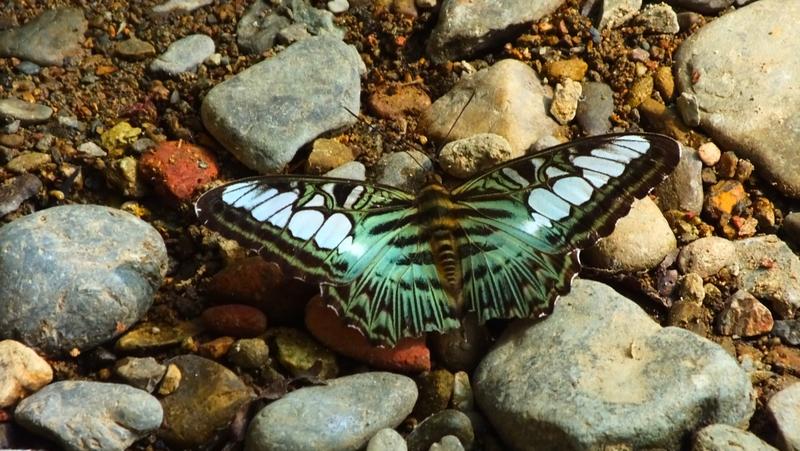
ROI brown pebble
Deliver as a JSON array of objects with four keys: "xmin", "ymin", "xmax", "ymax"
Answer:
[
  {"xmin": 201, "ymin": 304, "xmax": 268, "ymax": 338},
  {"xmin": 717, "ymin": 290, "xmax": 773, "ymax": 337},
  {"xmin": 626, "ymin": 75, "xmax": 653, "ymax": 108},
  {"xmin": 704, "ymin": 180, "xmax": 748, "ymax": 219},
  {"xmin": 198, "ymin": 336, "xmax": 235, "ymax": 359},
  {"xmin": 544, "ymin": 58, "xmax": 588, "ymax": 81},
  {"xmin": 766, "ymin": 345, "xmax": 800, "ymax": 374},
  {"xmin": 716, "ymin": 151, "xmax": 738, "ymax": 178},
  {"xmin": 306, "ymin": 138, "xmax": 355, "ymax": 174},
  {"xmin": 0, "ymin": 134, "xmax": 24, "ymax": 148},
  {"xmin": 735, "ymin": 158, "xmax": 754, "ymax": 181},
  {"xmin": 697, "ymin": 142, "xmax": 721, "ymax": 166},
  {"xmin": 654, "ymin": 66, "xmax": 674, "ymax": 100},
  {"xmin": 367, "ymin": 83, "xmax": 432, "ymax": 120}
]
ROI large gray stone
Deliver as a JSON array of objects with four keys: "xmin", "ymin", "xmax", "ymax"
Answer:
[
  {"xmin": 734, "ymin": 235, "xmax": 800, "ymax": 318},
  {"xmin": 674, "ymin": 0, "xmax": 800, "ymax": 198},
  {"xmin": 201, "ymin": 35, "xmax": 363, "ymax": 173},
  {"xmin": 0, "ymin": 8, "xmax": 87, "ymax": 66},
  {"xmin": 767, "ymin": 383, "xmax": 800, "ymax": 451},
  {"xmin": 692, "ymin": 424, "xmax": 777, "ymax": 451},
  {"xmin": 0, "ymin": 205, "xmax": 168, "ymax": 356},
  {"xmin": 245, "ymin": 372, "xmax": 417, "ymax": 450},
  {"xmin": 14, "ymin": 381, "xmax": 162, "ymax": 451},
  {"xmin": 426, "ymin": 0, "xmax": 565, "ymax": 63},
  {"xmin": 237, "ymin": 0, "xmax": 342, "ymax": 54},
  {"xmin": 474, "ymin": 279, "xmax": 754, "ymax": 450}
]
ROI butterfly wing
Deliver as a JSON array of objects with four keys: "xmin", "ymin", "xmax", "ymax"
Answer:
[
  {"xmin": 452, "ymin": 133, "xmax": 681, "ymax": 322},
  {"xmin": 196, "ymin": 175, "xmax": 459, "ymax": 345}
]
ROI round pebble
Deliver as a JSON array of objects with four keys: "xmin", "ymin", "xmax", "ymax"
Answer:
[
  {"xmin": 201, "ymin": 304, "xmax": 268, "ymax": 338},
  {"xmin": 0, "ymin": 340, "xmax": 53, "ymax": 408}
]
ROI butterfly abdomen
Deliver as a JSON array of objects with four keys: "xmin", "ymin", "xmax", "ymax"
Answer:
[{"xmin": 418, "ymin": 182, "xmax": 464, "ymax": 312}]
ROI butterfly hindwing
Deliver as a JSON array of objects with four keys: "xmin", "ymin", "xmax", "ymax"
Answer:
[{"xmin": 452, "ymin": 133, "xmax": 680, "ymax": 321}]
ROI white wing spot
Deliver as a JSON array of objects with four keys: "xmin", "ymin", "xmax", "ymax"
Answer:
[
  {"xmin": 591, "ymin": 146, "xmax": 637, "ymax": 163},
  {"xmin": 614, "ymin": 135, "xmax": 650, "ymax": 154},
  {"xmin": 305, "ymin": 194, "xmax": 326, "ymax": 207},
  {"xmin": 221, "ymin": 182, "xmax": 257, "ymax": 205},
  {"xmin": 251, "ymin": 192, "xmax": 298, "ymax": 221},
  {"xmin": 531, "ymin": 212, "xmax": 552, "ymax": 228},
  {"xmin": 231, "ymin": 186, "xmax": 277, "ymax": 209},
  {"xmin": 338, "ymin": 235, "xmax": 365, "ymax": 258},
  {"xmin": 502, "ymin": 168, "xmax": 529, "ymax": 187},
  {"xmin": 553, "ymin": 177, "xmax": 594, "ymax": 205},
  {"xmin": 268, "ymin": 207, "xmax": 291, "ymax": 227},
  {"xmin": 314, "ymin": 213, "xmax": 353, "ymax": 249},
  {"xmin": 322, "ymin": 183, "xmax": 336, "ymax": 196},
  {"xmin": 572, "ymin": 156, "xmax": 625, "ymax": 176},
  {"xmin": 545, "ymin": 166, "xmax": 569, "ymax": 178},
  {"xmin": 530, "ymin": 158, "xmax": 545, "ymax": 171},
  {"xmin": 528, "ymin": 188, "xmax": 570, "ymax": 220},
  {"xmin": 343, "ymin": 186, "xmax": 365, "ymax": 209},
  {"xmin": 288, "ymin": 210, "xmax": 325, "ymax": 240},
  {"xmin": 583, "ymin": 169, "xmax": 610, "ymax": 188}
]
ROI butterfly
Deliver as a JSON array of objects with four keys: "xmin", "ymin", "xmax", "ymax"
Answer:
[{"xmin": 195, "ymin": 133, "xmax": 680, "ymax": 346}]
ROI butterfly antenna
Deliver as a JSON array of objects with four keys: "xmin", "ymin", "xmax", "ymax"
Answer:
[{"xmin": 431, "ymin": 89, "xmax": 476, "ymax": 160}]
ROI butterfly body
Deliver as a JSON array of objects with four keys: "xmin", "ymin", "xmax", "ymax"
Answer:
[{"xmin": 196, "ymin": 133, "xmax": 680, "ymax": 345}]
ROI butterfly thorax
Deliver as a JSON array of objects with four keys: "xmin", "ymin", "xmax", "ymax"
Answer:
[{"xmin": 417, "ymin": 178, "xmax": 464, "ymax": 313}]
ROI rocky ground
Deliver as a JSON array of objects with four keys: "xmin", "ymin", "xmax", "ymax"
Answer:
[{"xmin": 1, "ymin": 0, "xmax": 799, "ymax": 450}]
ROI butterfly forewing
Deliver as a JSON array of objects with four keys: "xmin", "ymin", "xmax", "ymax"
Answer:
[{"xmin": 196, "ymin": 133, "xmax": 681, "ymax": 345}]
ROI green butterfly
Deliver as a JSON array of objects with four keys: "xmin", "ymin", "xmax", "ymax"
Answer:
[{"xmin": 196, "ymin": 133, "xmax": 680, "ymax": 345}]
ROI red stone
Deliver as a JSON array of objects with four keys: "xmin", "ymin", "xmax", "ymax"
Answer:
[
  {"xmin": 139, "ymin": 140, "xmax": 218, "ymax": 201},
  {"xmin": 367, "ymin": 83, "xmax": 431, "ymax": 120},
  {"xmin": 305, "ymin": 296, "xmax": 431, "ymax": 373},
  {"xmin": 201, "ymin": 304, "xmax": 267, "ymax": 338}
]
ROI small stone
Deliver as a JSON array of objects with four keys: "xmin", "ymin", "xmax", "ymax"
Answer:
[
  {"xmin": 680, "ymin": 273, "xmax": 706, "ymax": 304},
  {"xmin": 272, "ymin": 328, "xmax": 338, "ymax": 380},
  {"xmin": 15, "ymin": 61, "xmax": 41, "ymax": 75},
  {"xmin": 692, "ymin": 424, "xmax": 777, "ymax": 451},
  {"xmin": 599, "ymin": 0, "xmax": 642, "ymax": 29},
  {"xmin": 114, "ymin": 37, "xmax": 156, "ymax": 61},
  {"xmin": 543, "ymin": 58, "xmax": 588, "ymax": 81},
  {"xmin": 668, "ymin": 299, "xmax": 709, "ymax": 336},
  {"xmin": 669, "ymin": 0, "xmax": 734, "ymax": 14},
  {"xmin": 158, "ymin": 363, "xmax": 181, "ymax": 395},
  {"xmin": 113, "ymin": 357, "xmax": 166, "ymax": 393},
  {"xmin": 374, "ymin": 150, "xmax": 433, "ymax": 191},
  {"xmin": 429, "ymin": 435, "xmax": 466, "ymax": 451},
  {"xmin": 677, "ymin": 236, "xmax": 736, "ymax": 277},
  {"xmin": 0, "ymin": 8, "xmax": 87, "ymax": 66},
  {"xmin": 429, "ymin": 314, "xmax": 490, "ymax": 372},
  {"xmin": 638, "ymin": 98, "xmax": 692, "ymax": 141},
  {"xmin": 159, "ymin": 355, "xmax": 254, "ymax": 448},
  {"xmin": 100, "ymin": 121, "xmax": 142, "ymax": 155},
  {"xmin": 735, "ymin": 158, "xmax": 754, "ymax": 182},
  {"xmin": 228, "ymin": 338, "xmax": 269, "ymax": 369},
  {"xmin": 0, "ymin": 340, "xmax": 52, "ymax": 408},
  {"xmin": 139, "ymin": 141, "xmax": 219, "ymax": 201},
  {"xmin": 550, "ymin": 79, "xmax": 582, "ymax": 125},
  {"xmin": 106, "ymin": 156, "xmax": 148, "ymax": 197},
  {"xmin": 626, "ymin": 75, "xmax": 653, "ymax": 108},
  {"xmin": 716, "ymin": 290, "xmax": 773, "ymax": 337},
  {"xmin": 115, "ymin": 320, "xmax": 203, "ymax": 352},
  {"xmin": 151, "ymin": 0, "xmax": 213, "ymax": 16},
  {"xmin": 405, "ymin": 409, "xmax": 474, "ymax": 451},
  {"xmin": 325, "ymin": 161, "xmax": 366, "ymax": 181},
  {"xmin": 676, "ymin": 92, "xmax": 701, "ymax": 127},
  {"xmin": 784, "ymin": 212, "xmax": 800, "ymax": 246},
  {"xmin": 14, "ymin": 381, "xmax": 162, "ymax": 451},
  {"xmin": 307, "ymin": 138, "xmax": 356, "ymax": 174},
  {"xmin": 0, "ymin": 98, "xmax": 53, "ymax": 124},
  {"xmin": 328, "ymin": 0, "xmax": 350, "ymax": 14},
  {"xmin": 0, "ymin": 133, "xmax": 24, "ymax": 148},
  {"xmin": 276, "ymin": 23, "xmax": 311, "ymax": 46},
  {"xmin": 773, "ymin": 320, "xmax": 800, "ymax": 346},
  {"xmin": 717, "ymin": 151, "xmax": 738, "ymax": 178},
  {"xmin": 654, "ymin": 66, "xmax": 675, "ymax": 100},
  {"xmin": 150, "ymin": 34, "xmax": 215, "ymax": 75},
  {"xmin": 655, "ymin": 144, "xmax": 703, "ymax": 214},
  {"xmin": 752, "ymin": 197, "xmax": 776, "ymax": 229},
  {"xmin": 76, "ymin": 142, "xmax": 106, "ymax": 157},
  {"xmin": 766, "ymin": 345, "xmax": 800, "ymax": 375},
  {"xmin": 576, "ymin": 82, "xmax": 614, "ymax": 135},
  {"xmin": 636, "ymin": 3, "xmax": 679, "ymax": 34},
  {"xmin": 766, "ymin": 383, "xmax": 800, "ymax": 451},
  {"xmin": 0, "ymin": 174, "xmax": 42, "ymax": 217},
  {"xmin": 201, "ymin": 304, "xmax": 267, "ymax": 338},
  {"xmin": 414, "ymin": 370, "xmax": 454, "ymax": 420},
  {"xmin": 698, "ymin": 142, "xmax": 721, "ymax": 166},
  {"xmin": 367, "ymin": 428, "xmax": 407, "ymax": 451},
  {"xmin": 305, "ymin": 296, "xmax": 431, "ymax": 372},
  {"xmin": 704, "ymin": 180, "xmax": 748, "ymax": 219},
  {"xmin": 367, "ymin": 84, "xmax": 432, "ymax": 120},
  {"xmin": 734, "ymin": 235, "xmax": 800, "ymax": 319},
  {"xmin": 438, "ymin": 133, "xmax": 514, "ymax": 179},
  {"xmin": 198, "ymin": 336, "xmax": 235, "ymax": 359}
]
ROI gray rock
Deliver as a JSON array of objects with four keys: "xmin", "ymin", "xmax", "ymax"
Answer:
[
  {"xmin": 151, "ymin": 0, "xmax": 213, "ymax": 16},
  {"xmin": 426, "ymin": 0, "xmax": 565, "ymax": 63},
  {"xmin": 0, "ymin": 205, "xmax": 167, "ymax": 356},
  {"xmin": 237, "ymin": 0, "xmax": 342, "ymax": 54},
  {"xmin": 202, "ymin": 36, "xmax": 363, "ymax": 173},
  {"xmin": 576, "ymin": 82, "xmax": 614, "ymax": 135},
  {"xmin": 419, "ymin": 59, "xmax": 558, "ymax": 156},
  {"xmin": 674, "ymin": 0, "xmax": 800, "ymax": 198},
  {"xmin": 473, "ymin": 279, "xmax": 754, "ymax": 450},
  {"xmin": 438, "ymin": 133, "xmax": 514, "ymax": 179},
  {"xmin": 599, "ymin": 0, "xmax": 642, "ymax": 29},
  {"xmin": 324, "ymin": 161, "xmax": 366, "ymax": 181},
  {"xmin": 0, "ymin": 174, "xmax": 42, "ymax": 218},
  {"xmin": 0, "ymin": 340, "xmax": 52, "ymax": 408},
  {"xmin": 767, "ymin": 383, "xmax": 800, "ymax": 451},
  {"xmin": 277, "ymin": 23, "xmax": 312, "ymax": 45},
  {"xmin": 228, "ymin": 338, "xmax": 270, "ymax": 369},
  {"xmin": 150, "ymin": 34, "xmax": 215, "ymax": 75},
  {"xmin": 16, "ymin": 61, "xmax": 41, "ymax": 75},
  {"xmin": 636, "ymin": 2, "xmax": 679, "ymax": 34},
  {"xmin": 784, "ymin": 212, "xmax": 800, "ymax": 246},
  {"xmin": 734, "ymin": 235, "xmax": 800, "ymax": 318},
  {"xmin": 773, "ymin": 320, "xmax": 800, "ymax": 346},
  {"xmin": 14, "ymin": 381, "xmax": 162, "ymax": 451},
  {"xmin": 76, "ymin": 142, "xmax": 107, "ymax": 157},
  {"xmin": 406, "ymin": 410, "xmax": 474, "ymax": 451},
  {"xmin": 665, "ymin": 0, "xmax": 733, "ymax": 14},
  {"xmin": 159, "ymin": 354, "xmax": 255, "ymax": 448},
  {"xmin": 367, "ymin": 428, "xmax": 407, "ymax": 451},
  {"xmin": 655, "ymin": 144, "xmax": 704, "ymax": 214},
  {"xmin": 0, "ymin": 8, "xmax": 87, "ymax": 66},
  {"xmin": 0, "ymin": 98, "xmax": 53, "ymax": 124},
  {"xmin": 374, "ymin": 150, "xmax": 433, "ymax": 191},
  {"xmin": 693, "ymin": 424, "xmax": 777, "ymax": 451},
  {"xmin": 113, "ymin": 357, "xmax": 166, "ymax": 393},
  {"xmin": 584, "ymin": 197, "xmax": 677, "ymax": 272},
  {"xmin": 677, "ymin": 236, "xmax": 736, "ymax": 278},
  {"xmin": 245, "ymin": 372, "xmax": 417, "ymax": 451}
]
